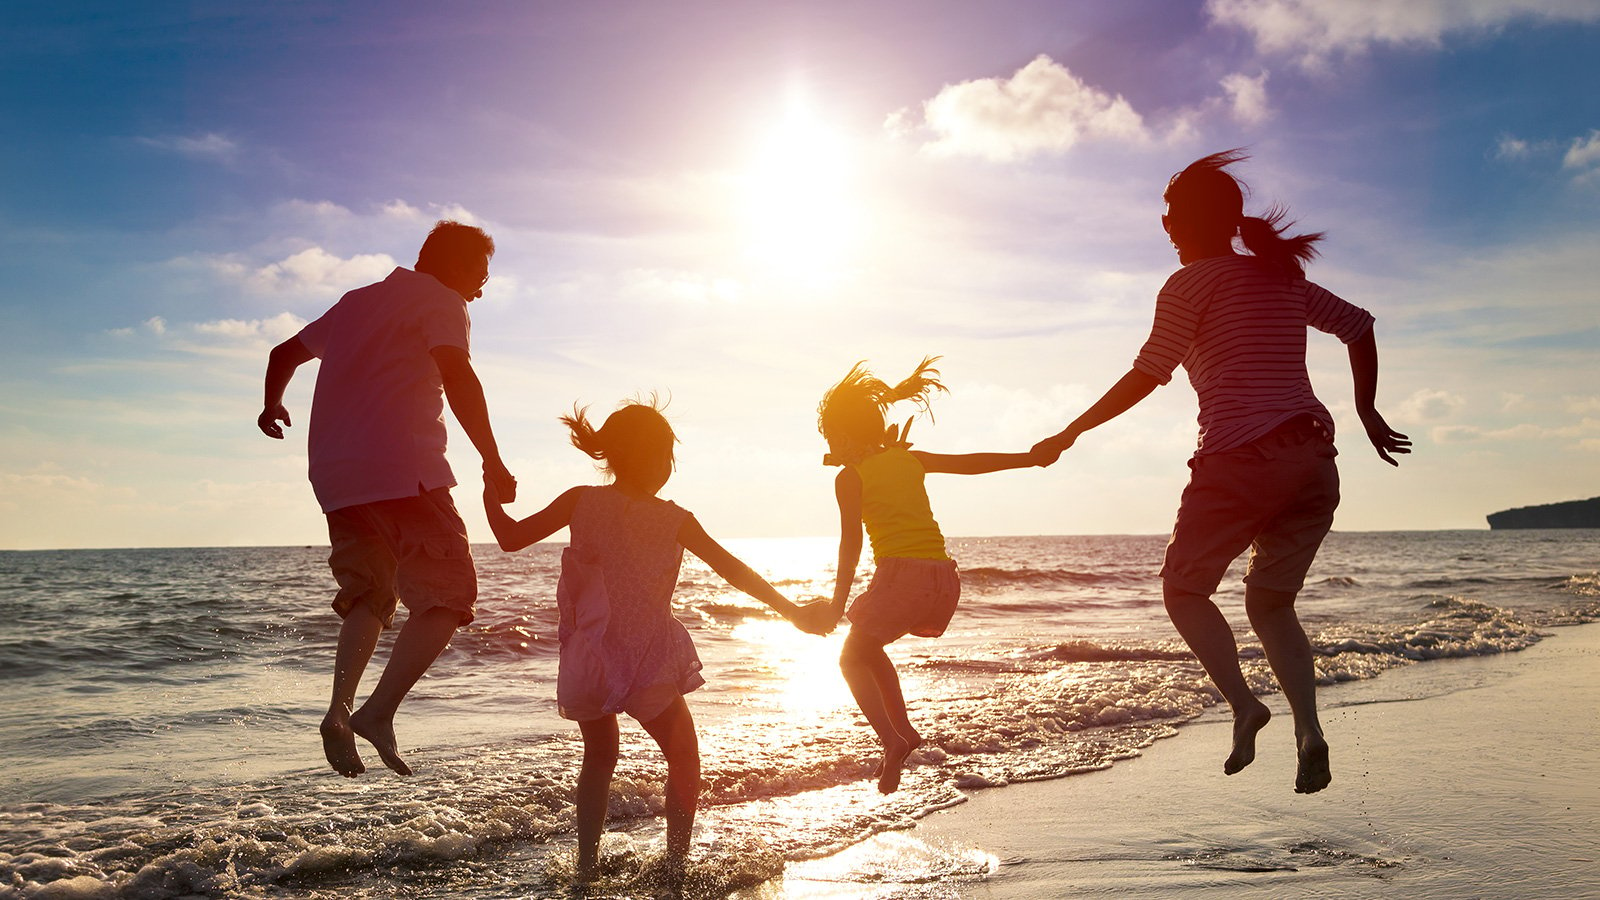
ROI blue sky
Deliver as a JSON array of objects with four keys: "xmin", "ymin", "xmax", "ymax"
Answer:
[{"xmin": 3, "ymin": 1, "xmax": 1598, "ymax": 549}]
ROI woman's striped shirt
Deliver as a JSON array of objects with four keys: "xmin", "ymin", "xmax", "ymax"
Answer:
[{"xmin": 1133, "ymin": 254, "xmax": 1375, "ymax": 456}]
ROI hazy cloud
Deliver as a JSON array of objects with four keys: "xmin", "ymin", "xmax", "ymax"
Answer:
[
  {"xmin": 136, "ymin": 131, "xmax": 240, "ymax": 162},
  {"xmin": 1562, "ymin": 129, "xmax": 1600, "ymax": 183},
  {"xmin": 1495, "ymin": 134, "xmax": 1532, "ymax": 160},
  {"xmin": 1207, "ymin": 0, "xmax": 1600, "ymax": 66}
]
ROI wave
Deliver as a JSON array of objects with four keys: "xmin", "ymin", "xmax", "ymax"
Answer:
[
  {"xmin": 1030, "ymin": 639, "xmax": 1195, "ymax": 664},
  {"xmin": 958, "ymin": 566, "xmax": 1144, "ymax": 590}
]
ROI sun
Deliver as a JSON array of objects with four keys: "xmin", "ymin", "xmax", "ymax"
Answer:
[{"xmin": 741, "ymin": 96, "xmax": 864, "ymax": 284}]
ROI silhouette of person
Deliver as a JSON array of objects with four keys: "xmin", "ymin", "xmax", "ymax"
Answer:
[
  {"xmin": 482, "ymin": 399, "xmax": 832, "ymax": 888},
  {"xmin": 819, "ymin": 357, "xmax": 1050, "ymax": 793},
  {"xmin": 258, "ymin": 220, "xmax": 518, "ymax": 778},
  {"xmin": 1034, "ymin": 151, "xmax": 1410, "ymax": 793}
]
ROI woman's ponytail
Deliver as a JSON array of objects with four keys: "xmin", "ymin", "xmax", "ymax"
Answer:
[{"xmin": 1238, "ymin": 207, "xmax": 1323, "ymax": 279}]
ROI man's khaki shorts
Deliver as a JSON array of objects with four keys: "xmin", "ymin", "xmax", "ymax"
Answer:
[
  {"xmin": 1161, "ymin": 419, "xmax": 1340, "ymax": 597},
  {"xmin": 325, "ymin": 487, "xmax": 477, "ymax": 628}
]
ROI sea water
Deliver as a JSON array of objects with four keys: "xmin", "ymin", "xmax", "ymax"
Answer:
[{"xmin": 1, "ymin": 530, "xmax": 1596, "ymax": 898}]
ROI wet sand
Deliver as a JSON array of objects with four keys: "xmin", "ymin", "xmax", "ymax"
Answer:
[{"xmin": 750, "ymin": 621, "xmax": 1600, "ymax": 898}]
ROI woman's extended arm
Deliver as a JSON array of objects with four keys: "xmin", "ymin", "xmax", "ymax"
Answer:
[
  {"xmin": 1032, "ymin": 367, "xmax": 1162, "ymax": 463},
  {"xmin": 1347, "ymin": 329, "xmax": 1411, "ymax": 466},
  {"xmin": 482, "ymin": 484, "xmax": 582, "ymax": 552}
]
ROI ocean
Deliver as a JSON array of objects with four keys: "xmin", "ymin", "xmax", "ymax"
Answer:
[{"xmin": 2, "ymin": 530, "xmax": 1596, "ymax": 899}]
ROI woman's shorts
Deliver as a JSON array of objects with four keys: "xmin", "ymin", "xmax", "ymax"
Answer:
[
  {"xmin": 1161, "ymin": 417, "xmax": 1340, "ymax": 597},
  {"xmin": 325, "ymin": 487, "xmax": 477, "ymax": 628},
  {"xmin": 847, "ymin": 556, "xmax": 961, "ymax": 642}
]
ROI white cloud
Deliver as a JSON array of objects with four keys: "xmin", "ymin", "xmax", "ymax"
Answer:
[
  {"xmin": 905, "ymin": 55, "xmax": 1151, "ymax": 162},
  {"xmin": 137, "ymin": 131, "xmax": 240, "ymax": 162},
  {"xmin": 192, "ymin": 312, "xmax": 307, "ymax": 342},
  {"xmin": 1220, "ymin": 71, "xmax": 1271, "ymax": 125},
  {"xmin": 175, "ymin": 246, "xmax": 397, "ymax": 299},
  {"xmin": 1207, "ymin": 0, "xmax": 1600, "ymax": 66},
  {"xmin": 1398, "ymin": 388, "xmax": 1465, "ymax": 421},
  {"xmin": 252, "ymin": 246, "xmax": 396, "ymax": 294}
]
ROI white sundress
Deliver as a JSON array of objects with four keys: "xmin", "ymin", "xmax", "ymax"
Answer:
[{"xmin": 555, "ymin": 486, "xmax": 705, "ymax": 722}]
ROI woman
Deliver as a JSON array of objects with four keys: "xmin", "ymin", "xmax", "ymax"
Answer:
[{"xmin": 1034, "ymin": 150, "xmax": 1410, "ymax": 793}]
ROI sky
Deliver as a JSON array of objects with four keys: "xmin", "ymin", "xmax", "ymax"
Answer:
[{"xmin": 2, "ymin": 0, "xmax": 1598, "ymax": 550}]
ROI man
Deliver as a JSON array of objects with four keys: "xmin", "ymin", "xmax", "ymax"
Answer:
[{"xmin": 258, "ymin": 220, "xmax": 518, "ymax": 777}]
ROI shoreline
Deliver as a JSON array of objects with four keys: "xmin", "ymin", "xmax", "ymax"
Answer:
[{"xmin": 750, "ymin": 621, "xmax": 1600, "ymax": 898}]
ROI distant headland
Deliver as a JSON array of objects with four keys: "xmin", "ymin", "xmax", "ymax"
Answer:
[{"xmin": 1486, "ymin": 496, "xmax": 1600, "ymax": 529}]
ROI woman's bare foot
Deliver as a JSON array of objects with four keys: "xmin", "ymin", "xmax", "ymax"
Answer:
[
  {"xmin": 877, "ymin": 732, "xmax": 923, "ymax": 794},
  {"xmin": 1295, "ymin": 733, "xmax": 1331, "ymax": 793},
  {"xmin": 320, "ymin": 708, "xmax": 365, "ymax": 777},
  {"xmin": 349, "ymin": 705, "xmax": 413, "ymax": 776},
  {"xmin": 1224, "ymin": 701, "xmax": 1272, "ymax": 775}
]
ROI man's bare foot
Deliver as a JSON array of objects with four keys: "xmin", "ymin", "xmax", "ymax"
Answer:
[
  {"xmin": 320, "ymin": 710, "xmax": 365, "ymax": 777},
  {"xmin": 877, "ymin": 732, "xmax": 922, "ymax": 794},
  {"xmin": 1295, "ymin": 734, "xmax": 1331, "ymax": 794},
  {"xmin": 349, "ymin": 705, "xmax": 413, "ymax": 776},
  {"xmin": 1224, "ymin": 702, "xmax": 1272, "ymax": 775}
]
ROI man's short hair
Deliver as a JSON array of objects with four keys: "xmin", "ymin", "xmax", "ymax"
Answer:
[{"xmin": 416, "ymin": 221, "xmax": 495, "ymax": 272}]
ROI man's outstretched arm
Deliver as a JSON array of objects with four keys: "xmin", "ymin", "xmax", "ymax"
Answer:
[
  {"xmin": 431, "ymin": 345, "xmax": 517, "ymax": 503},
  {"xmin": 259, "ymin": 337, "xmax": 314, "ymax": 439}
]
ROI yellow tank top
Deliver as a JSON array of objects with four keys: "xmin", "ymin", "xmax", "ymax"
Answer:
[{"xmin": 852, "ymin": 447, "xmax": 949, "ymax": 561}]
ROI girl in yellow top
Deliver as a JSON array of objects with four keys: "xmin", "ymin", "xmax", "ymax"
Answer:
[{"xmin": 819, "ymin": 357, "xmax": 1047, "ymax": 793}]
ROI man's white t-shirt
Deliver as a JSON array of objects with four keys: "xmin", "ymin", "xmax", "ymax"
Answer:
[{"xmin": 296, "ymin": 267, "xmax": 471, "ymax": 513}]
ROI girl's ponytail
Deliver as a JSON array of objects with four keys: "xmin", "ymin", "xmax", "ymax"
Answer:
[
  {"xmin": 818, "ymin": 356, "xmax": 947, "ymax": 465},
  {"xmin": 561, "ymin": 405, "xmax": 607, "ymax": 461},
  {"xmin": 561, "ymin": 397, "xmax": 677, "ymax": 481},
  {"xmin": 886, "ymin": 356, "xmax": 947, "ymax": 419}
]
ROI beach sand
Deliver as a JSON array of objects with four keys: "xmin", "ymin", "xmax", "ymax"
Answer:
[{"xmin": 746, "ymin": 621, "xmax": 1600, "ymax": 899}]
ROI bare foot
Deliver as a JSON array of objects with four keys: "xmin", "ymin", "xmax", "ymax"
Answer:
[
  {"xmin": 877, "ymin": 732, "xmax": 923, "ymax": 794},
  {"xmin": 320, "ymin": 709, "xmax": 365, "ymax": 777},
  {"xmin": 1295, "ymin": 734, "xmax": 1331, "ymax": 794},
  {"xmin": 349, "ymin": 705, "xmax": 413, "ymax": 776},
  {"xmin": 1223, "ymin": 701, "xmax": 1272, "ymax": 775}
]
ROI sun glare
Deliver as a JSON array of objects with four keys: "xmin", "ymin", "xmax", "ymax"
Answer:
[
  {"xmin": 742, "ymin": 97, "xmax": 864, "ymax": 285},
  {"xmin": 732, "ymin": 618, "xmax": 853, "ymax": 715}
]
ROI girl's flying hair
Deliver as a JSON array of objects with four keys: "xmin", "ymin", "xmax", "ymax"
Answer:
[
  {"xmin": 561, "ymin": 395, "xmax": 677, "ymax": 481},
  {"xmin": 1165, "ymin": 148, "xmax": 1324, "ymax": 279},
  {"xmin": 817, "ymin": 356, "xmax": 947, "ymax": 466}
]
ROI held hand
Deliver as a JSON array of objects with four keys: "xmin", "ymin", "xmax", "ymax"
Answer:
[
  {"xmin": 257, "ymin": 404, "xmax": 291, "ymax": 439},
  {"xmin": 792, "ymin": 601, "xmax": 838, "ymax": 636},
  {"xmin": 1030, "ymin": 432, "xmax": 1074, "ymax": 467},
  {"xmin": 483, "ymin": 459, "xmax": 517, "ymax": 504},
  {"xmin": 1359, "ymin": 409, "xmax": 1412, "ymax": 466}
]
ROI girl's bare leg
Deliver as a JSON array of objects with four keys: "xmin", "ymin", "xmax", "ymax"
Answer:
[
  {"xmin": 1245, "ymin": 585, "xmax": 1330, "ymax": 793},
  {"xmin": 1163, "ymin": 583, "xmax": 1272, "ymax": 775},
  {"xmin": 839, "ymin": 628, "xmax": 921, "ymax": 793},
  {"xmin": 575, "ymin": 715, "xmax": 620, "ymax": 882},
  {"xmin": 640, "ymin": 697, "xmax": 700, "ymax": 877}
]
